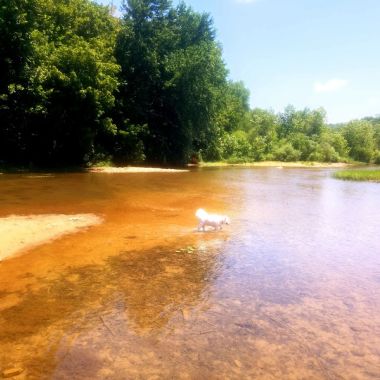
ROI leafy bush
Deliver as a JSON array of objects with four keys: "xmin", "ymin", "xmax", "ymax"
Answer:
[
  {"xmin": 221, "ymin": 131, "xmax": 251, "ymax": 160},
  {"xmin": 373, "ymin": 150, "xmax": 380, "ymax": 164},
  {"xmin": 308, "ymin": 143, "xmax": 340, "ymax": 162},
  {"xmin": 272, "ymin": 142, "xmax": 301, "ymax": 162},
  {"xmin": 249, "ymin": 136, "xmax": 266, "ymax": 161},
  {"xmin": 288, "ymin": 133, "xmax": 317, "ymax": 160}
]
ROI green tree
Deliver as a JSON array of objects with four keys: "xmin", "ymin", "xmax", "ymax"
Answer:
[
  {"xmin": 215, "ymin": 81, "xmax": 250, "ymax": 133},
  {"xmin": 220, "ymin": 130, "xmax": 251, "ymax": 161},
  {"xmin": 278, "ymin": 106, "xmax": 326, "ymax": 137},
  {"xmin": 33, "ymin": 0, "xmax": 120, "ymax": 164},
  {"xmin": 0, "ymin": 0, "xmax": 120, "ymax": 165},
  {"xmin": 116, "ymin": 0, "xmax": 229, "ymax": 163},
  {"xmin": 0, "ymin": 0, "xmax": 38, "ymax": 163},
  {"xmin": 342, "ymin": 120, "xmax": 375, "ymax": 162},
  {"xmin": 245, "ymin": 108, "xmax": 279, "ymax": 160}
]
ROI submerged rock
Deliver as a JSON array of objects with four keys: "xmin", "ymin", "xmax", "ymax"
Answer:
[
  {"xmin": 164, "ymin": 266, "xmax": 184, "ymax": 274},
  {"xmin": 181, "ymin": 308, "xmax": 191, "ymax": 320},
  {"xmin": 2, "ymin": 367, "xmax": 24, "ymax": 378}
]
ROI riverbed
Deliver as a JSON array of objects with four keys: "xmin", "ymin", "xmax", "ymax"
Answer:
[{"xmin": 0, "ymin": 167, "xmax": 379, "ymax": 379}]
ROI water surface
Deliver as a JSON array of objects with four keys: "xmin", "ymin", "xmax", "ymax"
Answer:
[{"xmin": 0, "ymin": 168, "xmax": 379, "ymax": 379}]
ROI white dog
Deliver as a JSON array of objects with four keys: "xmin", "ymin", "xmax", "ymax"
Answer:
[{"xmin": 196, "ymin": 208, "xmax": 230, "ymax": 231}]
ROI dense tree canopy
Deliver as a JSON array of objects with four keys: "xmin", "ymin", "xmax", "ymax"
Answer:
[
  {"xmin": 0, "ymin": 0, "xmax": 379, "ymax": 166},
  {"xmin": 115, "ymin": 0, "xmax": 227, "ymax": 163},
  {"xmin": 0, "ymin": 0, "xmax": 120, "ymax": 165}
]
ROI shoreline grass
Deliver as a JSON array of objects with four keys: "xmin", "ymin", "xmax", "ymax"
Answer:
[{"xmin": 333, "ymin": 169, "xmax": 380, "ymax": 182}]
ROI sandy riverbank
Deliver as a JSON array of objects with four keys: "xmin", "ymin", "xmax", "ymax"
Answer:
[
  {"xmin": 0, "ymin": 214, "xmax": 102, "ymax": 261},
  {"xmin": 88, "ymin": 166, "xmax": 189, "ymax": 173}
]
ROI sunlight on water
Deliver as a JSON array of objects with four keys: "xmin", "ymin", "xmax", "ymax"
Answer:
[{"xmin": 0, "ymin": 168, "xmax": 379, "ymax": 379}]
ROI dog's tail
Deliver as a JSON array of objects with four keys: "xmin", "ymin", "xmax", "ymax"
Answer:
[{"xmin": 195, "ymin": 208, "xmax": 208, "ymax": 219}]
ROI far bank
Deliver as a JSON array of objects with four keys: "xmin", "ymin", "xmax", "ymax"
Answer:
[{"xmin": 194, "ymin": 161, "xmax": 354, "ymax": 168}]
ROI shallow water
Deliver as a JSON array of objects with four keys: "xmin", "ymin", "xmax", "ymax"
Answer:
[{"xmin": 0, "ymin": 167, "xmax": 380, "ymax": 379}]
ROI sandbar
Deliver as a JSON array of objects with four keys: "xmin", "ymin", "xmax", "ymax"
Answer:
[
  {"xmin": 88, "ymin": 166, "xmax": 188, "ymax": 173},
  {"xmin": 0, "ymin": 214, "xmax": 102, "ymax": 261}
]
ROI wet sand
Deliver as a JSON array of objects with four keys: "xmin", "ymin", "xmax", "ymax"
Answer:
[
  {"xmin": 88, "ymin": 166, "xmax": 189, "ymax": 173},
  {"xmin": 0, "ymin": 214, "xmax": 102, "ymax": 261}
]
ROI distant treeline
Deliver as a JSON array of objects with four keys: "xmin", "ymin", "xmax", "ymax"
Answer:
[
  {"xmin": 1, "ymin": 0, "xmax": 379, "ymax": 166},
  {"xmin": 226, "ymin": 108, "xmax": 380, "ymax": 164}
]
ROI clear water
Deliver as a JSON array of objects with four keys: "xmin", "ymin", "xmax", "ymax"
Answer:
[{"xmin": 0, "ymin": 168, "xmax": 379, "ymax": 379}]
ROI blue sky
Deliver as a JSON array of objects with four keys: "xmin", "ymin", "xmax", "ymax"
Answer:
[{"xmin": 97, "ymin": 0, "xmax": 380, "ymax": 123}]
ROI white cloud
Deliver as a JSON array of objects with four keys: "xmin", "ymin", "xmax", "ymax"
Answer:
[{"xmin": 314, "ymin": 79, "xmax": 348, "ymax": 93}]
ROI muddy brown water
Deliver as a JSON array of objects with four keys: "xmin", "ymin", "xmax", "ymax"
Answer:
[{"xmin": 0, "ymin": 168, "xmax": 379, "ymax": 379}]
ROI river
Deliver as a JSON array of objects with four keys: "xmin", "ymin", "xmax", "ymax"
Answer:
[{"xmin": 0, "ymin": 167, "xmax": 379, "ymax": 379}]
